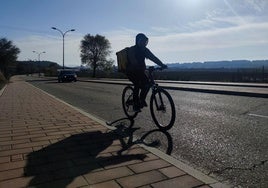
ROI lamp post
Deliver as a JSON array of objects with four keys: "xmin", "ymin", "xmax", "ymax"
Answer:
[
  {"xmin": 33, "ymin": 51, "xmax": 46, "ymax": 77},
  {"xmin": 51, "ymin": 27, "xmax": 75, "ymax": 69}
]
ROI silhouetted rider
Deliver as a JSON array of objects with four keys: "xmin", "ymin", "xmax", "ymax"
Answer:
[{"xmin": 126, "ymin": 33, "xmax": 167, "ymax": 112}]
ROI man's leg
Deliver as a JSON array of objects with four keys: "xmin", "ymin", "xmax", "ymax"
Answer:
[
  {"xmin": 133, "ymin": 85, "xmax": 141, "ymax": 111},
  {"xmin": 126, "ymin": 72, "xmax": 141, "ymax": 112},
  {"xmin": 139, "ymin": 73, "xmax": 150, "ymax": 108}
]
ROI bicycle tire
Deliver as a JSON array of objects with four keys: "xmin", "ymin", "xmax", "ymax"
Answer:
[
  {"xmin": 122, "ymin": 86, "xmax": 138, "ymax": 119},
  {"xmin": 150, "ymin": 88, "xmax": 176, "ymax": 130}
]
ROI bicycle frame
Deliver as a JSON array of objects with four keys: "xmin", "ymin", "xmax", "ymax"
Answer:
[
  {"xmin": 122, "ymin": 66, "xmax": 175, "ymax": 130},
  {"xmin": 146, "ymin": 66, "xmax": 166, "ymax": 111}
]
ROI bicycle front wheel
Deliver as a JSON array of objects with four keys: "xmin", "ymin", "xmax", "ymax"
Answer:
[
  {"xmin": 122, "ymin": 86, "xmax": 138, "ymax": 119},
  {"xmin": 150, "ymin": 88, "xmax": 176, "ymax": 130}
]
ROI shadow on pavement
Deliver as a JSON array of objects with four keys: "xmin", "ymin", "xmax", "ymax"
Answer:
[
  {"xmin": 24, "ymin": 128, "xmax": 146, "ymax": 187},
  {"xmin": 107, "ymin": 117, "xmax": 173, "ymax": 155}
]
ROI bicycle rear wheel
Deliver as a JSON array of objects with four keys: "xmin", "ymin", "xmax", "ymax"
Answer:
[
  {"xmin": 150, "ymin": 88, "xmax": 176, "ymax": 130},
  {"xmin": 122, "ymin": 86, "xmax": 138, "ymax": 119}
]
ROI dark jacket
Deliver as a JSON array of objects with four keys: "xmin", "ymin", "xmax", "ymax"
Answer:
[{"xmin": 127, "ymin": 45, "xmax": 163, "ymax": 72}]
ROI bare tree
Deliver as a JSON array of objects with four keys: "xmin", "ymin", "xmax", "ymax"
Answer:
[{"xmin": 80, "ymin": 34, "xmax": 112, "ymax": 77}]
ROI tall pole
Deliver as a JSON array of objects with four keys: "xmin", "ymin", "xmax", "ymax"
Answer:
[
  {"xmin": 33, "ymin": 51, "xmax": 45, "ymax": 77},
  {"xmin": 51, "ymin": 27, "xmax": 75, "ymax": 69}
]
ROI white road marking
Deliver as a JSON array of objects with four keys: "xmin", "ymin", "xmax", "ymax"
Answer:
[{"xmin": 248, "ymin": 113, "xmax": 268, "ymax": 119}]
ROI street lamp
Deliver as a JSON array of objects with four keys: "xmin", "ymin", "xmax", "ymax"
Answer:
[
  {"xmin": 51, "ymin": 27, "xmax": 75, "ymax": 69},
  {"xmin": 33, "ymin": 51, "xmax": 46, "ymax": 77}
]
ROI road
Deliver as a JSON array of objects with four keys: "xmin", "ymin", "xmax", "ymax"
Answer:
[{"xmin": 26, "ymin": 77, "xmax": 268, "ymax": 187}]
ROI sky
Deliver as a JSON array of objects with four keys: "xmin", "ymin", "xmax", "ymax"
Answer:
[{"xmin": 1, "ymin": 0, "xmax": 268, "ymax": 67}]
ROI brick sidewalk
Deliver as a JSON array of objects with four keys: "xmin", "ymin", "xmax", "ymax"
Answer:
[{"xmin": 0, "ymin": 77, "xmax": 226, "ymax": 188}]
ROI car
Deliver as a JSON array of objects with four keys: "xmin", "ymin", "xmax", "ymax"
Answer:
[{"xmin": 58, "ymin": 70, "xmax": 77, "ymax": 82}]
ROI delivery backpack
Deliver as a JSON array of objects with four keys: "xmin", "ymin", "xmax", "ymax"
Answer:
[
  {"xmin": 116, "ymin": 46, "xmax": 138, "ymax": 73},
  {"xmin": 116, "ymin": 47, "xmax": 129, "ymax": 73}
]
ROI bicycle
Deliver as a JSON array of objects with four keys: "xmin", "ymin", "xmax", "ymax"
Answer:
[{"xmin": 122, "ymin": 66, "xmax": 176, "ymax": 130}]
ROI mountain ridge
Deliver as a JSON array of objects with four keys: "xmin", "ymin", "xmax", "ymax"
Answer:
[{"xmin": 167, "ymin": 60, "xmax": 268, "ymax": 69}]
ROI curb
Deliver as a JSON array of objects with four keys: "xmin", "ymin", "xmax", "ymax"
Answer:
[
  {"xmin": 0, "ymin": 84, "xmax": 7, "ymax": 97},
  {"xmin": 79, "ymin": 79, "xmax": 268, "ymax": 98},
  {"xmin": 26, "ymin": 81, "xmax": 231, "ymax": 187}
]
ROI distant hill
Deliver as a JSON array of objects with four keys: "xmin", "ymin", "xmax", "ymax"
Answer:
[
  {"xmin": 168, "ymin": 60, "xmax": 268, "ymax": 70},
  {"xmin": 18, "ymin": 60, "xmax": 61, "ymax": 68}
]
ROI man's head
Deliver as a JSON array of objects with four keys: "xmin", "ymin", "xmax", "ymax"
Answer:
[{"xmin": 136, "ymin": 33, "xmax": 148, "ymax": 47}]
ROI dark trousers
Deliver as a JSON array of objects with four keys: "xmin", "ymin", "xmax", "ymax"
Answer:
[{"xmin": 126, "ymin": 70, "xmax": 150, "ymax": 106}]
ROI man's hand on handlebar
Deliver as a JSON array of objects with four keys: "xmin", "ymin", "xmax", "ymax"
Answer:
[{"xmin": 161, "ymin": 64, "xmax": 168, "ymax": 70}]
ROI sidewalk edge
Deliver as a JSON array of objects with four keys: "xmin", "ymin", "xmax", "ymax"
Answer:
[
  {"xmin": 26, "ymin": 81, "xmax": 231, "ymax": 188},
  {"xmin": 0, "ymin": 84, "xmax": 7, "ymax": 97}
]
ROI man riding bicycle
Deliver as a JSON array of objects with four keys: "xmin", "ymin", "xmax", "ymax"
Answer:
[{"xmin": 126, "ymin": 33, "xmax": 167, "ymax": 112}]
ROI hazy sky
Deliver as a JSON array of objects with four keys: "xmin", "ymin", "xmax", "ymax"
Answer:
[{"xmin": 1, "ymin": 0, "xmax": 268, "ymax": 67}]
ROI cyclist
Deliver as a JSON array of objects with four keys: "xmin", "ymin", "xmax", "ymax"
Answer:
[{"xmin": 126, "ymin": 33, "xmax": 167, "ymax": 112}]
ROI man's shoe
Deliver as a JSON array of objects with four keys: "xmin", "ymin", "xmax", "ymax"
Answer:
[
  {"xmin": 140, "ymin": 100, "xmax": 148, "ymax": 108},
  {"xmin": 133, "ymin": 105, "xmax": 141, "ymax": 112}
]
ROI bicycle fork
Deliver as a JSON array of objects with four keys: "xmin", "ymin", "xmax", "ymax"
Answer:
[{"xmin": 152, "ymin": 87, "xmax": 166, "ymax": 112}]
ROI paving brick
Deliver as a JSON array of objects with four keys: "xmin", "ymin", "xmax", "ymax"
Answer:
[
  {"xmin": 0, "ymin": 156, "xmax": 10, "ymax": 163},
  {"xmin": 0, "ymin": 136, "xmax": 11, "ymax": 142},
  {"xmin": 0, "ymin": 168, "xmax": 24, "ymax": 181},
  {"xmin": 13, "ymin": 133, "xmax": 46, "ymax": 140},
  {"xmin": 31, "ymin": 176, "xmax": 88, "ymax": 188},
  {"xmin": 128, "ymin": 159, "xmax": 171, "ymax": 173},
  {"xmin": 42, "ymin": 125, "xmax": 69, "ymax": 130},
  {"xmin": 8, "ymin": 132, "xmax": 29, "ymax": 138},
  {"xmin": 46, "ymin": 130, "xmax": 77, "ymax": 136},
  {"xmin": 0, "ymin": 176, "xmax": 33, "ymax": 188},
  {"xmin": 0, "ymin": 160, "xmax": 27, "ymax": 171},
  {"xmin": 95, "ymin": 145, "xmax": 122, "ymax": 155},
  {"xmin": 60, "ymin": 126, "xmax": 85, "ymax": 132},
  {"xmin": 84, "ymin": 166, "xmax": 134, "ymax": 184},
  {"xmin": 89, "ymin": 180, "xmax": 121, "ymax": 188},
  {"xmin": 72, "ymin": 154, "xmax": 112, "ymax": 166},
  {"xmin": 0, "ymin": 130, "xmax": 11, "ymax": 135},
  {"xmin": 101, "ymin": 155, "xmax": 145, "ymax": 169},
  {"xmin": 159, "ymin": 166, "xmax": 186, "ymax": 178},
  {"xmin": 51, "ymin": 162, "xmax": 103, "ymax": 180},
  {"xmin": 120, "ymin": 147, "xmax": 149, "ymax": 155},
  {"xmin": 151, "ymin": 175, "xmax": 204, "ymax": 188},
  {"xmin": 31, "ymin": 135, "xmax": 64, "ymax": 142},
  {"xmin": 143, "ymin": 153, "xmax": 159, "ymax": 161},
  {"xmin": 0, "ymin": 147, "xmax": 33, "ymax": 157},
  {"xmin": 11, "ymin": 154, "xmax": 24, "ymax": 161},
  {"xmin": 1, "ymin": 138, "xmax": 30, "ymax": 145},
  {"xmin": 117, "ymin": 170, "xmax": 167, "ymax": 187},
  {"xmin": 0, "ymin": 145, "xmax": 11, "ymax": 151},
  {"xmin": 12, "ymin": 140, "xmax": 50, "ymax": 149}
]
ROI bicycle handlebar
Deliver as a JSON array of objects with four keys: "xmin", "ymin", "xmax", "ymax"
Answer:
[{"xmin": 147, "ymin": 66, "xmax": 167, "ymax": 72}]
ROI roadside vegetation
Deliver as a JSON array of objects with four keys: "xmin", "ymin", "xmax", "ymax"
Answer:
[
  {"xmin": 0, "ymin": 71, "xmax": 6, "ymax": 90},
  {"xmin": 0, "ymin": 37, "xmax": 20, "ymax": 89},
  {"xmin": 1, "ymin": 36, "xmax": 267, "ymax": 84}
]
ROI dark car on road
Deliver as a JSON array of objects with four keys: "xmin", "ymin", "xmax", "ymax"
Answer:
[{"xmin": 58, "ymin": 70, "xmax": 77, "ymax": 83}]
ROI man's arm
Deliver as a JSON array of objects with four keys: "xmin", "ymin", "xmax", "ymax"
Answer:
[{"xmin": 145, "ymin": 48, "xmax": 166, "ymax": 67}]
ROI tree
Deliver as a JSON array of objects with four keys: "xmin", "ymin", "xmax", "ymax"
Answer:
[
  {"xmin": 80, "ymin": 34, "xmax": 112, "ymax": 77},
  {"xmin": 0, "ymin": 38, "xmax": 20, "ymax": 79}
]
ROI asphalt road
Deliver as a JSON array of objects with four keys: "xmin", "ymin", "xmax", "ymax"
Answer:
[{"xmin": 26, "ymin": 77, "xmax": 268, "ymax": 187}]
